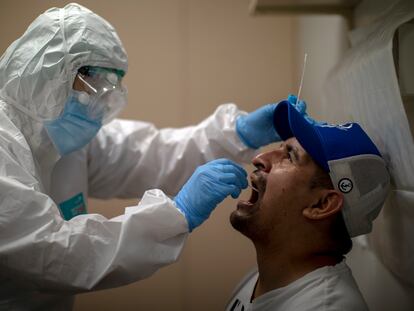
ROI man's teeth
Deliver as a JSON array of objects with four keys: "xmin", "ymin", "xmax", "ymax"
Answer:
[
  {"xmin": 248, "ymin": 184, "xmax": 259, "ymax": 192},
  {"xmin": 248, "ymin": 182, "xmax": 259, "ymax": 192}
]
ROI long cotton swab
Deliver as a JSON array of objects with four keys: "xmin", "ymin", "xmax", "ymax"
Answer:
[{"xmin": 296, "ymin": 53, "xmax": 308, "ymax": 105}]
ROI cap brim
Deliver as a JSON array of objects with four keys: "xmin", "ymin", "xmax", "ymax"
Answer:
[{"xmin": 273, "ymin": 101, "xmax": 329, "ymax": 172}]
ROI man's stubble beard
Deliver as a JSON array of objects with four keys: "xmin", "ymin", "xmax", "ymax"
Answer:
[{"xmin": 230, "ymin": 210, "xmax": 268, "ymax": 243}]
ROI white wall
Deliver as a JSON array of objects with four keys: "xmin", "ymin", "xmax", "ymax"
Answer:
[
  {"xmin": 292, "ymin": 15, "xmax": 349, "ymax": 121},
  {"xmin": 292, "ymin": 1, "xmax": 414, "ymax": 310}
]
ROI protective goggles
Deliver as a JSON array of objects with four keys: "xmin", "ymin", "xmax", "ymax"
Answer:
[{"xmin": 74, "ymin": 66, "xmax": 127, "ymax": 124}]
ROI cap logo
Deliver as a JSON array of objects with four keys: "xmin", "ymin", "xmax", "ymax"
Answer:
[
  {"xmin": 338, "ymin": 178, "xmax": 353, "ymax": 193},
  {"xmin": 320, "ymin": 123, "xmax": 353, "ymax": 130}
]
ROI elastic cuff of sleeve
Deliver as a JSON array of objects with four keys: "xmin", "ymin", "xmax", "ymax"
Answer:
[{"xmin": 235, "ymin": 116, "xmax": 260, "ymax": 150}]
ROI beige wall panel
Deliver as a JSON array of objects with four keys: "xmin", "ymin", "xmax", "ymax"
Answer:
[
  {"xmin": 187, "ymin": 0, "xmax": 295, "ymax": 123},
  {"xmin": 183, "ymin": 1, "xmax": 294, "ymax": 310},
  {"xmin": 0, "ymin": 0, "xmax": 294, "ymax": 310}
]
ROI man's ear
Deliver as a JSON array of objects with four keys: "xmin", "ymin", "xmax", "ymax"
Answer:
[{"xmin": 303, "ymin": 189, "xmax": 344, "ymax": 220}]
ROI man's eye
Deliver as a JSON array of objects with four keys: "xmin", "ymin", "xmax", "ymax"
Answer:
[{"xmin": 287, "ymin": 151, "xmax": 293, "ymax": 162}]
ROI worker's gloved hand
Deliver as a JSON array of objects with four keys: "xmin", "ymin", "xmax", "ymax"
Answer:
[
  {"xmin": 174, "ymin": 158, "xmax": 248, "ymax": 231},
  {"xmin": 286, "ymin": 94, "xmax": 307, "ymax": 115},
  {"xmin": 285, "ymin": 94, "xmax": 327, "ymax": 126},
  {"xmin": 236, "ymin": 94, "xmax": 307, "ymax": 149}
]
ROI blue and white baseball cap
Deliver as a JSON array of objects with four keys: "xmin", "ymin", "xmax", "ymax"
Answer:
[{"xmin": 273, "ymin": 101, "xmax": 390, "ymax": 237}]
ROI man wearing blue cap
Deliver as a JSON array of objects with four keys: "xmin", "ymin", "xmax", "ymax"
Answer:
[{"xmin": 226, "ymin": 99, "xmax": 390, "ymax": 311}]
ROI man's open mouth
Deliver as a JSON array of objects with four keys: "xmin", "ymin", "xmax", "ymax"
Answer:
[
  {"xmin": 236, "ymin": 174, "xmax": 263, "ymax": 212},
  {"xmin": 248, "ymin": 179, "xmax": 260, "ymax": 204}
]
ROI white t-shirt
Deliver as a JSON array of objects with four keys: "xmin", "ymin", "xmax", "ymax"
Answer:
[{"xmin": 226, "ymin": 260, "xmax": 368, "ymax": 311}]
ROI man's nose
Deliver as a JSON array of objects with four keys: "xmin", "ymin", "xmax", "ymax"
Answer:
[
  {"xmin": 252, "ymin": 151, "xmax": 274, "ymax": 173},
  {"xmin": 252, "ymin": 148, "xmax": 284, "ymax": 172}
]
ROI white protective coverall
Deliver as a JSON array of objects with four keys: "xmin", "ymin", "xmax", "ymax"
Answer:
[{"xmin": 0, "ymin": 3, "xmax": 255, "ymax": 310}]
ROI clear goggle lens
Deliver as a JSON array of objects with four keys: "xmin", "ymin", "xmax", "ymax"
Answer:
[{"xmin": 74, "ymin": 66, "xmax": 127, "ymax": 124}]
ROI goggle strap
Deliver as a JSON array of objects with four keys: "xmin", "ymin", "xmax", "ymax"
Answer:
[{"xmin": 81, "ymin": 66, "xmax": 125, "ymax": 78}]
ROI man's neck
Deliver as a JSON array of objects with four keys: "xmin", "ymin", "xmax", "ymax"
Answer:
[{"xmin": 253, "ymin": 246, "xmax": 341, "ymax": 299}]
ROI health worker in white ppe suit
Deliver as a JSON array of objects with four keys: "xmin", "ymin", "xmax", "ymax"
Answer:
[{"xmin": 0, "ymin": 3, "xmax": 306, "ymax": 310}]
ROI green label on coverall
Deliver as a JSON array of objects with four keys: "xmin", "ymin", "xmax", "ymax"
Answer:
[{"xmin": 58, "ymin": 193, "xmax": 87, "ymax": 220}]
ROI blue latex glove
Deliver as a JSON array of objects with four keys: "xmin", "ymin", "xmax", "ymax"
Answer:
[
  {"xmin": 236, "ymin": 94, "xmax": 307, "ymax": 149},
  {"xmin": 286, "ymin": 94, "xmax": 307, "ymax": 115},
  {"xmin": 286, "ymin": 94, "xmax": 328, "ymax": 126},
  {"xmin": 174, "ymin": 158, "xmax": 248, "ymax": 231}
]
